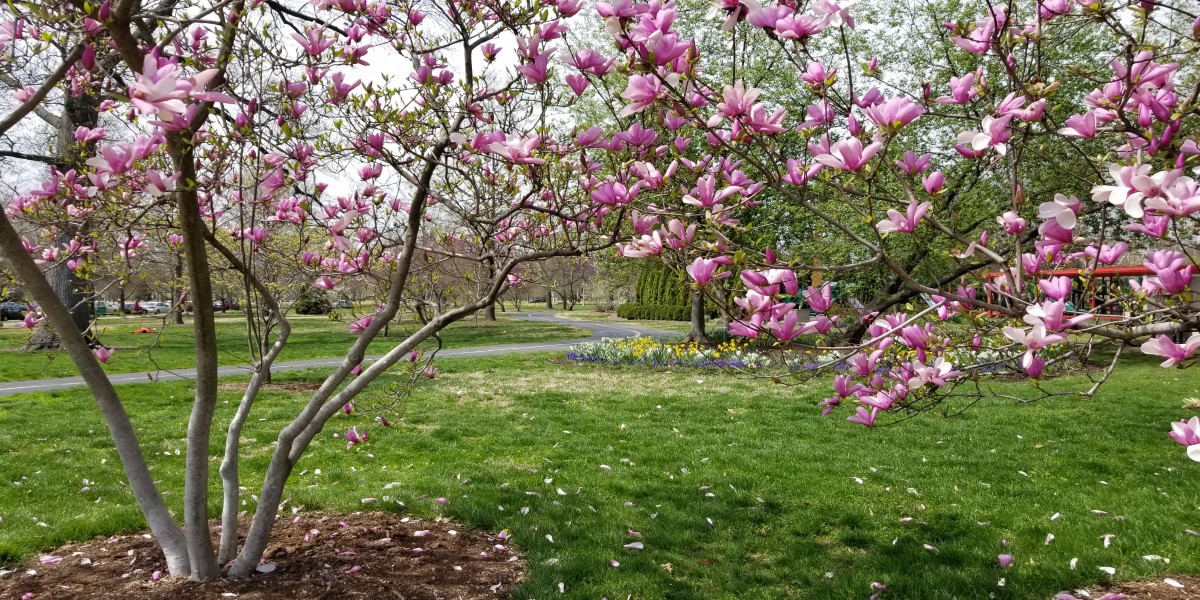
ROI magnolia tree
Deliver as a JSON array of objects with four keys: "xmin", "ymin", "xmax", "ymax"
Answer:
[
  {"xmin": 0, "ymin": 0, "xmax": 625, "ymax": 581},
  {"xmin": 3, "ymin": 0, "xmax": 1200, "ymax": 585},
  {"xmin": 561, "ymin": 0, "xmax": 1200, "ymax": 447}
]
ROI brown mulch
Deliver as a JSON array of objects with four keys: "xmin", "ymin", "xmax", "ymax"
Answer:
[
  {"xmin": 1057, "ymin": 575, "xmax": 1200, "ymax": 599},
  {"xmin": 217, "ymin": 382, "xmax": 324, "ymax": 393},
  {"xmin": 0, "ymin": 512, "xmax": 523, "ymax": 599}
]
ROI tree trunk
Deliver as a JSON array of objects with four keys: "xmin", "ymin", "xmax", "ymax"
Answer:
[
  {"xmin": 0, "ymin": 208, "xmax": 193, "ymax": 577},
  {"xmin": 685, "ymin": 289, "xmax": 709, "ymax": 343},
  {"xmin": 484, "ymin": 303, "xmax": 496, "ymax": 321},
  {"xmin": 172, "ymin": 255, "xmax": 185, "ymax": 325},
  {"xmin": 169, "ymin": 140, "xmax": 221, "ymax": 581},
  {"xmin": 25, "ymin": 91, "xmax": 98, "ymax": 350},
  {"xmin": 545, "ymin": 284, "xmax": 554, "ymax": 309},
  {"xmin": 259, "ymin": 336, "xmax": 273, "ymax": 385},
  {"xmin": 24, "ymin": 227, "xmax": 91, "ymax": 349}
]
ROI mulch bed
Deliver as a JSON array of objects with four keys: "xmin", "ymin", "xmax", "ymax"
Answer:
[
  {"xmin": 1060, "ymin": 575, "xmax": 1200, "ymax": 599},
  {"xmin": 0, "ymin": 512, "xmax": 523, "ymax": 599}
]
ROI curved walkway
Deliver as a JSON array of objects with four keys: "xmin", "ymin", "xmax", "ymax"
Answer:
[{"xmin": 0, "ymin": 312, "xmax": 675, "ymax": 396}]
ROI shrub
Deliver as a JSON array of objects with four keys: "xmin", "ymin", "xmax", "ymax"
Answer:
[
  {"xmin": 634, "ymin": 263, "xmax": 690, "ymax": 307},
  {"xmin": 617, "ymin": 303, "xmax": 689, "ymax": 321},
  {"xmin": 293, "ymin": 288, "xmax": 332, "ymax": 315}
]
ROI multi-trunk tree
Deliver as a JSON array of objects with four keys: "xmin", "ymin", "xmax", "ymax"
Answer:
[{"xmin": 1, "ymin": 0, "xmax": 1199, "ymax": 586}]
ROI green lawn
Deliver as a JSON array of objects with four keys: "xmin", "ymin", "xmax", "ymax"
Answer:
[
  {"xmin": 553, "ymin": 308, "xmax": 695, "ymax": 334},
  {"xmin": 0, "ymin": 313, "xmax": 589, "ymax": 381},
  {"xmin": 0, "ymin": 354, "xmax": 1198, "ymax": 599}
]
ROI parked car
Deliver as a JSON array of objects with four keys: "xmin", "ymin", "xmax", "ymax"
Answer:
[
  {"xmin": 94, "ymin": 300, "xmax": 117, "ymax": 316},
  {"xmin": 123, "ymin": 301, "xmax": 147, "ymax": 315},
  {"xmin": 0, "ymin": 301, "xmax": 28, "ymax": 321},
  {"xmin": 335, "ymin": 299, "xmax": 355, "ymax": 309},
  {"xmin": 213, "ymin": 298, "xmax": 242, "ymax": 311},
  {"xmin": 143, "ymin": 301, "xmax": 171, "ymax": 314}
]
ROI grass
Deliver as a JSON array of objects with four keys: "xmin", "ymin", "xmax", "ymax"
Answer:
[
  {"xmin": 0, "ymin": 313, "xmax": 589, "ymax": 381},
  {"xmin": 553, "ymin": 308, "xmax": 696, "ymax": 335},
  {"xmin": 1, "ymin": 354, "xmax": 1198, "ymax": 599}
]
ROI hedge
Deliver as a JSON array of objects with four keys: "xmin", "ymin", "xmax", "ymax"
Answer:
[
  {"xmin": 617, "ymin": 303, "xmax": 692, "ymax": 321},
  {"xmin": 617, "ymin": 302, "xmax": 719, "ymax": 321}
]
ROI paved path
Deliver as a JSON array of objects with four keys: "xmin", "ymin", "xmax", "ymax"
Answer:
[{"xmin": 0, "ymin": 312, "xmax": 675, "ymax": 396}]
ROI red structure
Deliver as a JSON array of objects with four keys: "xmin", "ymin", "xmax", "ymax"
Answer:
[{"xmin": 982, "ymin": 265, "xmax": 1155, "ymax": 319}]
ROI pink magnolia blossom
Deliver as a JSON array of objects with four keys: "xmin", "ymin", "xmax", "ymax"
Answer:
[
  {"xmin": 514, "ymin": 51, "xmax": 551, "ymax": 84},
  {"xmin": 348, "ymin": 315, "xmax": 374, "ymax": 333},
  {"xmin": 896, "ymin": 151, "xmax": 931, "ymax": 175},
  {"xmin": 18, "ymin": 311, "xmax": 43, "ymax": 329},
  {"xmin": 956, "ymin": 114, "xmax": 1013, "ymax": 155},
  {"xmin": 1024, "ymin": 300, "xmax": 1092, "ymax": 331},
  {"xmin": 1141, "ymin": 333, "xmax": 1200, "ymax": 367},
  {"xmin": 996, "ymin": 211, "xmax": 1027, "ymax": 235},
  {"xmin": 863, "ymin": 97, "xmax": 925, "ymax": 131},
  {"xmin": 1144, "ymin": 250, "xmax": 1195, "ymax": 294},
  {"xmin": 1091, "ymin": 163, "xmax": 1161, "ymax": 218},
  {"xmin": 683, "ymin": 175, "xmax": 741, "ymax": 208},
  {"xmin": 922, "ymin": 171, "xmax": 945, "ymax": 194},
  {"xmin": 814, "ymin": 138, "xmax": 882, "ymax": 172},
  {"xmin": 293, "ymin": 25, "xmax": 335, "ymax": 56},
  {"xmin": 935, "ymin": 73, "xmax": 976, "ymax": 105},
  {"xmin": 1002, "ymin": 323, "xmax": 1066, "ymax": 368},
  {"xmin": 1038, "ymin": 276, "xmax": 1073, "ymax": 301},
  {"xmin": 1125, "ymin": 214, "xmax": 1170, "ymax": 238},
  {"xmin": 1037, "ymin": 194, "xmax": 1081, "ymax": 230},
  {"xmin": 800, "ymin": 61, "xmax": 835, "ymax": 90},
  {"xmin": 768, "ymin": 310, "xmax": 807, "ymax": 342},
  {"xmin": 92, "ymin": 346, "xmax": 114, "ymax": 363},
  {"xmin": 687, "ymin": 257, "xmax": 732, "ymax": 286},
  {"xmin": 812, "ymin": 0, "xmax": 855, "ymax": 29},
  {"xmin": 907, "ymin": 358, "xmax": 961, "ymax": 388},
  {"xmin": 728, "ymin": 314, "xmax": 765, "ymax": 339},
  {"xmin": 620, "ymin": 75, "xmax": 664, "ymax": 116},
  {"xmin": 803, "ymin": 284, "xmax": 832, "ymax": 313},
  {"xmin": 776, "ymin": 12, "xmax": 827, "ymax": 41},
  {"xmin": 847, "ymin": 406, "xmax": 877, "ymax": 427},
  {"xmin": 345, "ymin": 426, "xmax": 367, "ymax": 449},
  {"xmin": 488, "ymin": 135, "xmax": 546, "ymax": 165},
  {"xmin": 592, "ymin": 181, "xmax": 642, "ymax": 206},
  {"xmin": 566, "ymin": 74, "xmax": 589, "ymax": 95},
  {"xmin": 1167, "ymin": 416, "xmax": 1200, "ymax": 462},
  {"xmin": 715, "ymin": 80, "xmax": 761, "ymax": 119},
  {"xmin": 1082, "ymin": 242, "xmax": 1128, "ymax": 265},
  {"xmin": 876, "ymin": 201, "xmax": 930, "ymax": 235},
  {"xmin": 1058, "ymin": 112, "xmax": 1098, "ymax": 138}
]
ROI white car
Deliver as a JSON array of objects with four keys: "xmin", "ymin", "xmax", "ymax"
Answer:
[{"xmin": 142, "ymin": 301, "xmax": 172, "ymax": 314}]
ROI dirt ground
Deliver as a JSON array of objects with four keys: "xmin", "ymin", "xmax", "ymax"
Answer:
[
  {"xmin": 1057, "ymin": 575, "xmax": 1200, "ymax": 599},
  {"xmin": 0, "ymin": 512, "xmax": 523, "ymax": 599}
]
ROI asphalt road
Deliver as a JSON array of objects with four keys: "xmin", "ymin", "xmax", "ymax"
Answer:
[{"xmin": 0, "ymin": 312, "xmax": 676, "ymax": 396}]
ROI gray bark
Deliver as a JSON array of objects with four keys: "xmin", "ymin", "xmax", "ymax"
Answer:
[
  {"xmin": 685, "ymin": 289, "xmax": 709, "ymax": 343},
  {"xmin": 0, "ymin": 210, "xmax": 193, "ymax": 576},
  {"xmin": 25, "ymin": 91, "xmax": 98, "ymax": 350},
  {"xmin": 168, "ymin": 140, "xmax": 221, "ymax": 581}
]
